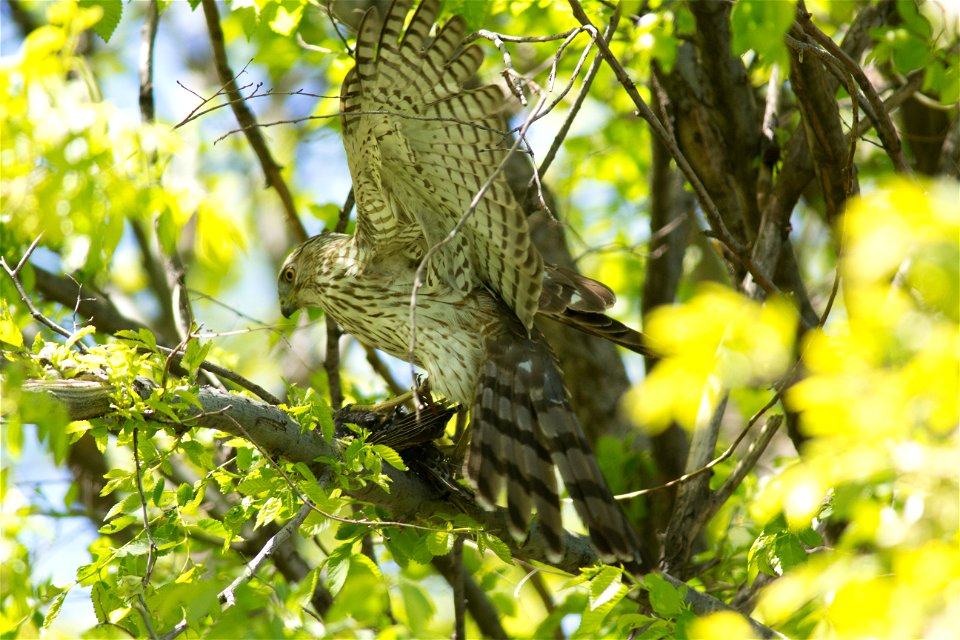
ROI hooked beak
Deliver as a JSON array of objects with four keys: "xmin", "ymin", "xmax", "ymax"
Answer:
[{"xmin": 280, "ymin": 296, "xmax": 299, "ymax": 319}]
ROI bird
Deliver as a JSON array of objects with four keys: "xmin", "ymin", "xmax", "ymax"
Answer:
[{"xmin": 278, "ymin": 0, "xmax": 651, "ymax": 569}]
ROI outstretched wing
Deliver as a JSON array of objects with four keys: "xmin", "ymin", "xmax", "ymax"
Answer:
[{"xmin": 340, "ymin": 0, "xmax": 544, "ymax": 329}]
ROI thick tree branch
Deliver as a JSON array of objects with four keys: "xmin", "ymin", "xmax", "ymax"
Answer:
[
  {"xmin": 431, "ymin": 553, "xmax": 508, "ymax": 640},
  {"xmin": 660, "ymin": 395, "xmax": 727, "ymax": 575},
  {"xmin": 23, "ymin": 376, "xmax": 782, "ymax": 636}
]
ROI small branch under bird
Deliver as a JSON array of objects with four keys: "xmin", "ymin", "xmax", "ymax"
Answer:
[{"xmin": 278, "ymin": 0, "xmax": 652, "ymax": 570}]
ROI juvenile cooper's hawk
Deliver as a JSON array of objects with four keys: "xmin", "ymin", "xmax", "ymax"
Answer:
[{"xmin": 279, "ymin": 0, "xmax": 650, "ymax": 568}]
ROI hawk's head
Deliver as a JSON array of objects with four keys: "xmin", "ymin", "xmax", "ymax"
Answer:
[
  {"xmin": 277, "ymin": 245, "xmax": 305, "ymax": 319},
  {"xmin": 277, "ymin": 232, "xmax": 346, "ymax": 319}
]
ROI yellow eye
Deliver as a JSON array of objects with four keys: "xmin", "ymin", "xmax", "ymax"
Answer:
[{"xmin": 282, "ymin": 266, "xmax": 296, "ymax": 283}]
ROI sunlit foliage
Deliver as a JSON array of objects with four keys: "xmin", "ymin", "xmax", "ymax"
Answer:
[{"xmin": 1, "ymin": 0, "xmax": 958, "ymax": 638}]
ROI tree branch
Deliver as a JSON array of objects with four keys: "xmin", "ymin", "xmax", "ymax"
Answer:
[
  {"xmin": 219, "ymin": 501, "xmax": 313, "ymax": 608},
  {"xmin": 199, "ymin": 0, "xmax": 308, "ymax": 243},
  {"xmin": 795, "ymin": 4, "xmax": 911, "ymax": 174},
  {"xmin": 568, "ymin": 0, "xmax": 779, "ymax": 298}
]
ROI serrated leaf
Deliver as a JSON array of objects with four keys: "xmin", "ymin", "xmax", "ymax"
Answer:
[
  {"xmin": 237, "ymin": 472, "xmax": 274, "ymax": 496},
  {"xmin": 182, "ymin": 339, "xmax": 212, "ymax": 377},
  {"xmin": 478, "ymin": 533, "xmax": 512, "ymax": 563},
  {"xmin": 254, "ymin": 496, "xmax": 282, "ymax": 529},
  {"xmin": 138, "ymin": 328, "xmax": 157, "ymax": 352},
  {"xmin": 350, "ymin": 551, "xmax": 382, "ymax": 578},
  {"xmin": 0, "ymin": 301, "xmax": 24, "ymax": 347},
  {"xmin": 65, "ymin": 325, "xmax": 96, "ymax": 349},
  {"xmin": 104, "ymin": 492, "xmax": 140, "ymax": 521},
  {"xmin": 577, "ymin": 582, "xmax": 628, "ymax": 638},
  {"xmin": 197, "ymin": 518, "xmax": 229, "ymax": 539},
  {"xmin": 79, "ymin": 0, "xmax": 123, "ymax": 42},
  {"xmin": 645, "ymin": 574, "xmax": 684, "ymax": 618},
  {"xmin": 99, "ymin": 515, "xmax": 138, "ymax": 534},
  {"xmin": 589, "ymin": 565, "xmax": 623, "ymax": 611},
  {"xmin": 773, "ymin": 533, "xmax": 808, "ymax": 573},
  {"xmin": 294, "ymin": 462, "xmax": 317, "ymax": 485},
  {"xmin": 425, "ymin": 529, "xmax": 454, "ymax": 556},
  {"xmin": 115, "ymin": 538, "xmax": 151, "ymax": 558},
  {"xmin": 42, "ymin": 591, "xmax": 68, "ymax": 628},
  {"xmin": 325, "ymin": 542, "xmax": 354, "ymax": 596},
  {"xmin": 151, "ymin": 476, "xmax": 165, "ymax": 506},
  {"xmin": 372, "ymin": 444, "xmax": 408, "ymax": 471}
]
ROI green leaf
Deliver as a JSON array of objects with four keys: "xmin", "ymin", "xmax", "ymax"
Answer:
[
  {"xmin": 326, "ymin": 542, "xmax": 355, "ymax": 596},
  {"xmin": 774, "ymin": 533, "xmax": 808, "ymax": 573},
  {"xmin": 445, "ymin": 0, "xmax": 492, "ymax": 30},
  {"xmin": 114, "ymin": 538, "xmax": 151, "ymax": 558},
  {"xmin": 138, "ymin": 328, "xmax": 157, "ymax": 352},
  {"xmin": 645, "ymin": 574, "xmax": 684, "ymax": 618},
  {"xmin": 65, "ymin": 325, "xmax": 96, "ymax": 350},
  {"xmin": 425, "ymin": 529, "xmax": 454, "ymax": 556},
  {"xmin": 99, "ymin": 515, "xmax": 137, "ymax": 534},
  {"xmin": 254, "ymin": 496, "xmax": 283, "ymax": 529},
  {"xmin": 0, "ymin": 300, "xmax": 23, "ymax": 347},
  {"xmin": 182, "ymin": 339, "xmax": 212, "ymax": 378},
  {"xmin": 79, "ymin": 0, "xmax": 123, "ymax": 42},
  {"xmin": 151, "ymin": 476, "xmax": 165, "ymax": 506},
  {"xmin": 196, "ymin": 518, "xmax": 229, "ymax": 540},
  {"xmin": 588, "ymin": 565, "xmax": 623, "ymax": 611},
  {"xmin": 399, "ymin": 581, "xmax": 435, "ymax": 635},
  {"xmin": 42, "ymin": 591, "xmax": 68, "ymax": 629},
  {"xmin": 350, "ymin": 551, "xmax": 382, "ymax": 578},
  {"xmin": 237, "ymin": 470, "xmax": 274, "ymax": 496},
  {"xmin": 730, "ymin": 0, "xmax": 794, "ymax": 69},
  {"xmin": 896, "ymin": 0, "xmax": 932, "ymax": 38},
  {"xmin": 477, "ymin": 532, "xmax": 512, "ymax": 563},
  {"xmin": 176, "ymin": 483, "xmax": 193, "ymax": 507},
  {"xmin": 267, "ymin": 0, "xmax": 305, "ymax": 36},
  {"xmin": 372, "ymin": 444, "xmax": 408, "ymax": 471}
]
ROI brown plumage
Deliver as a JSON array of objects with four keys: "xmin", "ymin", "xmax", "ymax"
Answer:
[{"xmin": 278, "ymin": 0, "xmax": 650, "ymax": 568}]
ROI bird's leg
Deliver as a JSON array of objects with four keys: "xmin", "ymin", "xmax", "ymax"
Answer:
[
  {"xmin": 347, "ymin": 375, "xmax": 434, "ymax": 416},
  {"xmin": 359, "ymin": 390, "xmax": 415, "ymax": 414},
  {"xmin": 449, "ymin": 411, "xmax": 471, "ymax": 466}
]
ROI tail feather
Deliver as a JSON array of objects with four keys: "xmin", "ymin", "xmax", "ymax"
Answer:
[
  {"xmin": 533, "ymin": 363, "xmax": 643, "ymax": 564},
  {"xmin": 539, "ymin": 265, "xmax": 652, "ymax": 356},
  {"xmin": 551, "ymin": 309, "xmax": 653, "ymax": 357},
  {"xmin": 465, "ymin": 317, "xmax": 645, "ymax": 567}
]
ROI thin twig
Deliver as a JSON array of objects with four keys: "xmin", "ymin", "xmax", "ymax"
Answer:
[
  {"xmin": 157, "ymin": 346, "xmax": 283, "ymax": 405},
  {"xmin": 536, "ymin": 9, "xmax": 618, "ymax": 180},
  {"xmin": 219, "ymin": 501, "xmax": 313, "ymax": 608},
  {"xmin": 157, "ymin": 620, "xmax": 188, "ymax": 640},
  {"xmin": 214, "ymin": 108, "xmax": 509, "ymax": 145},
  {"xmin": 1, "ymin": 236, "xmax": 86, "ymax": 351},
  {"xmin": 132, "ymin": 427, "xmax": 159, "ymax": 639},
  {"xmin": 705, "ymin": 415, "xmax": 783, "ymax": 519},
  {"xmin": 464, "ymin": 28, "xmax": 582, "ymax": 45},
  {"xmin": 451, "ymin": 536, "xmax": 466, "ymax": 640},
  {"xmin": 515, "ymin": 26, "xmax": 599, "ymax": 133},
  {"xmin": 174, "ymin": 84, "xmax": 333, "ymax": 130}
]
